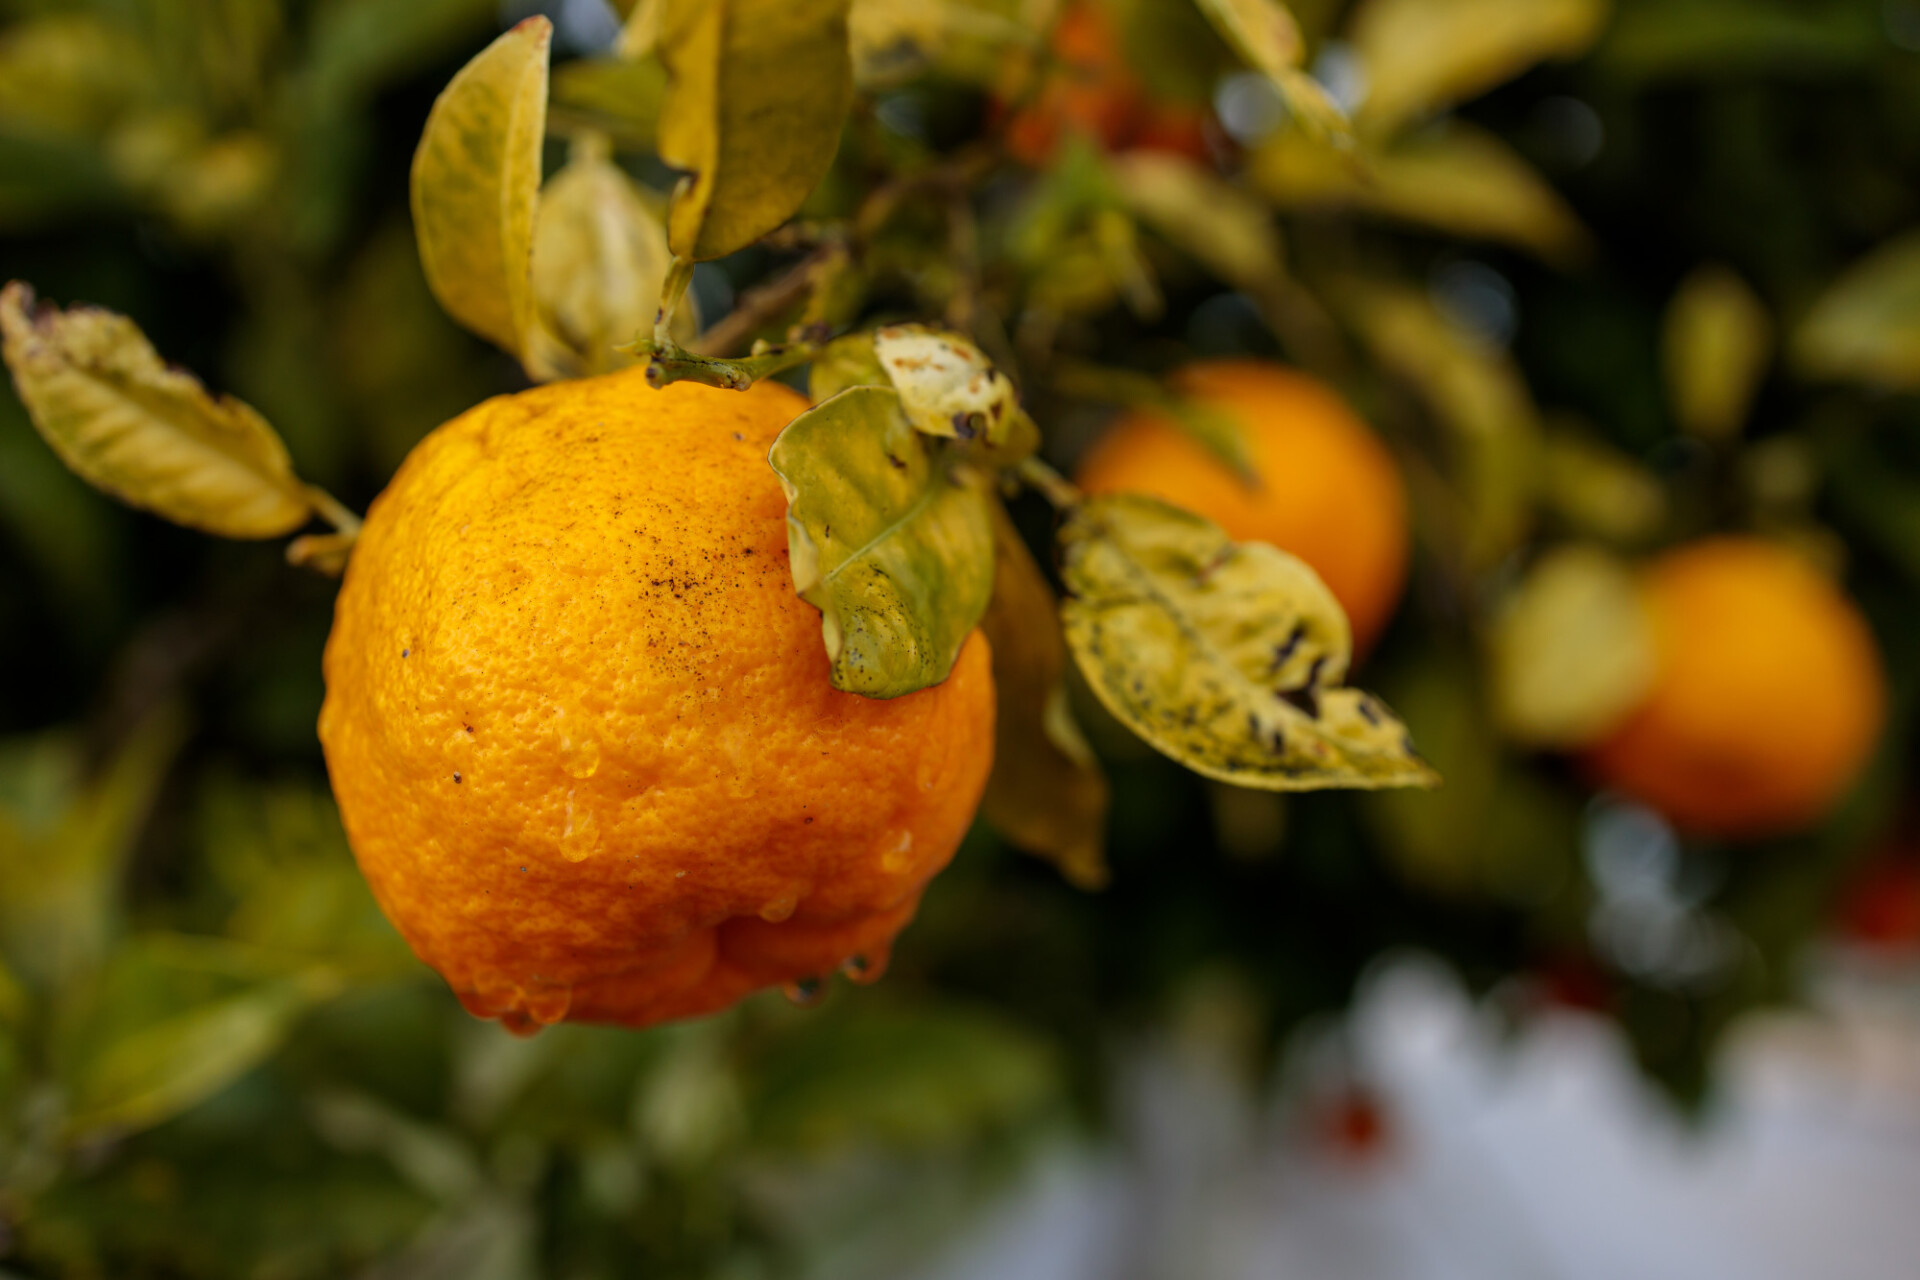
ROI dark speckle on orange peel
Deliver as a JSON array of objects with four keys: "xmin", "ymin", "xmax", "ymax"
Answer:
[{"xmin": 319, "ymin": 370, "xmax": 996, "ymax": 1033}]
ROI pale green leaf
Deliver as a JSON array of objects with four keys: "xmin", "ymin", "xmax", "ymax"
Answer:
[
  {"xmin": 1110, "ymin": 149, "xmax": 1289, "ymax": 301},
  {"xmin": 1665, "ymin": 265, "xmax": 1772, "ymax": 440},
  {"xmin": 808, "ymin": 330, "xmax": 890, "ymax": 403},
  {"xmin": 1059, "ymin": 493, "xmax": 1437, "ymax": 790},
  {"xmin": 1051, "ymin": 359, "xmax": 1254, "ymax": 480},
  {"xmin": 1488, "ymin": 544, "xmax": 1655, "ymax": 747},
  {"xmin": 547, "ymin": 55, "xmax": 668, "ymax": 150},
  {"xmin": 525, "ymin": 140, "xmax": 693, "ymax": 382},
  {"xmin": 1348, "ymin": 0, "xmax": 1610, "ymax": 136},
  {"xmin": 1249, "ymin": 120, "xmax": 1589, "ymax": 265},
  {"xmin": 979, "ymin": 501, "xmax": 1109, "ymax": 889},
  {"xmin": 848, "ymin": 0, "xmax": 1039, "ymax": 89},
  {"xmin": 0, "ymin": 13, "xmax": 157, "ymax": 137},
  {"xmin": 769, "ymin": 385, "xmax": 996, "ymax": 699},
  {"xmin": 872, "ymin": 324, "xmax": 1022, "ymax": 445},
  {"xmin": 0, "ymin": 283, "xmax": 313, "ymax": 538},
  {"xmin": 1540, "ymin": 421, "xmax": 1666, "ymax": 546},
  {"xmin": 656, "ymin": 0, "xmax": 854, "ymax": 262},
  {"xmin": 409, "ymin": 17, "xmax": 550, "ymax": 358},
  {"xmin": 1793, "ymin": 231, "xmax": 1920, "ymax": 392},
  {"xmin": 1192, "ymin": 0, "xmax": 1353, "ymax": 147}
]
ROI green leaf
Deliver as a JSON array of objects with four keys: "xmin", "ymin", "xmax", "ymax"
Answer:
[
  {"xmin": 0, "ymin": 283, "xmax": 315, "ymax": 539},
  {"xmin": 1249, "ymin": 120, "xmax": 1589, "ymax": 266},
  {"xmin": 848, "ymin": 0, "xmax": 1040, "ymax": 89},
  {"xmin": 979, "ymin": 501, "xmax": 1110, "ymax": 889},
  {"xmin": 747, "ymin": 1004, "xmax": 1057, "ymax": 1151},
  {"xmin": 1059, "ymin": 493, "xmax": 1437, "ymax": 790},
  {"xmin": 1487, "ymin": 543, "xmax": 1655, "ymax": 748},
  {"xmin": 872, "ymin": 324, "xmax": 1022, "ymax": 445},
  {"xmin": 547, "ymin": 55, "xmax": 668, "ymax": 149},
  {"xmin": 1050, "ymin": 359, "xmax": 1254, "ymax": 480},
  {"xmin": 525, "ymin": 138, "xmax": 691, "ymax": 382},
  {"xmin": 56, "ymin": 934, "xmax": 339, "ymax": 1139},
  {"xmin": 1793, "ymin": 231, "xmax": 1920, "ymax": 392},
  {"xmin": 1665, "ymin": 265, "xmax": 1772, "ymax": 440},
  {"xmin": 1110, "ymin": 149, "xmax": 1289, "ymax": 301},
  {"xmin": 306, "ymin": 0, "xmax": 498, "ymax": 107},
  {"xmin": 807, "ymin": 330, "xmax": 890, "ymax": 402},
  {"xmin": 1191, "ymin": 0, "xmax": 1353, "ymax": 147},
  {"xmin": 1347, "ymin": 0, "xmax": 1610, "ymax": 136},
  {"xmin": 409, "ymin": 17, "xmax": 550, "ymax": 359},
  {"xmin": 769, "ymin": 385, "xmax": 996, "ymax": 699},
  {"xmin": 656, "ymin": 0, "xmax": 855, "ymax": 261}
]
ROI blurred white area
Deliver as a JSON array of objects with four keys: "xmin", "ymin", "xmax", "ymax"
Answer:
[{"xmin": 911, "ymin": 952, "xmax": 1920, "ymax": 1280}]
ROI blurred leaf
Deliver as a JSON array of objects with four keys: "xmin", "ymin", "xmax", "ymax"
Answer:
[
  {"xmin": 848, "ymin": 0, "xmax": 1037, "ymax": 89},
  {"xmin": 410, "ymin": 17, "xmax": 550, "ymax": 359},
  {"xmin": 1058, "ymin": 493, "xmax": 1438, "ymax": 790},
  {"xmin": 1348, "ymin": 0, "xmax": 1610, "ymax": 136},
  {"xmin": 1488, "ymin": 543, "xmax": 1655, "ymax": 747},
  {"xmin": 0, "ymin": 130, "xmax": 120, "ymax": 229},
  {"xmin": 1110, "ymin": 149, "xmax": 1289, "ymax": 303},
  {"xmin": 525, "ymin": 138, "xmax": 688, "ymax": 382},
  {"xmin": 1336, "ymin": 276, "xmax": 1540, "ymax": 567},
  {"xmin": 1597, "ymin": 0, "xmax": 1881, "ymax": 81},
  {"xmin": 1664, "ymin": 265, "xmax": 1772, "ymax": 441},
  {"xmin": 1540, "ymin": 421, "xmax": 1666, "ymax": 545},
  {"xmin": 1250, "ymin": 120, "xmax": 1589, "ymax": 265},
  {"xmin": 1050, "ymin": 359, "xmax": 1254, "ymax": 479},
  {"xmin": 308, "ymin": 1089, "xmax": 482, "ymax": 1204},
  {"xmin": 980, "ymin": 501, "xmax": 1110, "ymax": 889},
  {"xmin": 0, "ymin": 390, "xmax": 116, "ymax": 613},
  {"xmin": 1192, "ymin": 0, "xmax": 1353, "ymax": 147},
  {"xmin": 56, "ymin": 934, "xmax": 339, "ymax": 1139},
  {"xmin": 0, "ymin": 283, "xmax": 315, "ymax": 539},
  {"xmin": 0, "ymin": 708, "xmax": 188, "ymax": 995},
  {"xmin": 306, "ymin": 0, "xmax": 498, "ymax": 106},
  {"xmin": 0, "ymin": 13, "xmax": 155, "ymax": 137},
  {"xmin": 656, "ymin": 0, "xmax": 854, "ymax": 261},
  {"xmin": 547, "ymin": 55, "xmax": 667, "ymax": 149},
  {"xmin": 769, "ymin": 385, "xmax": 997, "ymax": 698},
  {"xmin": 354, "ymin": 1193, "xmax": 537, "ymax": 1280},
  {"xmin": 872, "ymin": 324, "xmax": 1022, "ymax": 445},
  {"xmin": 1793, "ymin": 231, "xmax": 1920, "ymax": 392},
  {"xmin": 747, "ymin": 1005, "xmax": 1057, "ymax": 1151}
]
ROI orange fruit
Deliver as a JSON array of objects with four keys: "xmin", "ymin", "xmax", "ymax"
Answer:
[
  {"xmin": 319, "ymin": 371, "xmax": 996, "ymax": 1033},
  {"xmin": 1584, "ymin": 537, "xmax": 1884, "ymax": 838},
  {"xmin": 1075, "ymin": 360, "xmax": 1409, "ymax": 651}
]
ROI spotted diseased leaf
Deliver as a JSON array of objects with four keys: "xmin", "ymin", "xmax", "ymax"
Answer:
[
  {"xmin": 0, "ymin": 283, "xmax": 313, "ymax": 538},
  {"xmin": 980, "ymin": 501, "xmax": 1109, "ymax": 889},
  {"xmin": 410, "ymin": 17, "xmax": 549, "ymax": 358},
  {"xmin": 1347, "ymin": 0, "xmax": 1609, "ymax": 136},
  {"xmin": 525, "ymin": 140, "xmax": 693, "ymax": 383},
  {"xmin": 1059, "ymin": 494, "xmax": 1436, "ymax": 790},
  {"xmin": 769, "ymin": 385, "xmax": 996, "ymax": 698},
  {"xmin": 1665, "ymin": 265, "xmax": 1772, "ymax": 440},
  {"xmin": 656, "ymin": 0, "xmax": 854, "ymax": 262},
  {"xmin": 873, "ymin": 325, "xmax": 1022, "ymax": 444},
  {"xmin": 1792, "ymin": 231, "xmax": 1920, "ymax": 392}
]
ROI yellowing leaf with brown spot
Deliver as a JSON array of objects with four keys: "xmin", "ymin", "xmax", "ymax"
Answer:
[
  {"xmin": 980, "ymin": 500, "xmax": 1109, "ymax": 889},
  {"xmin": 410, "ymin": 17, "xmax": 550, "ymax": 358},
  {"xmin": 657, "ymin": 0, "xmax": 854, "ymax": 262},
  {"xmin": 1665, "ymin": 265, "xmax": 1772, "ymax": 441},
  {"xmin": 1348, "ymin": 0, "xmax": 1609, "ymax": 136},
  {"xmin": 873, "ymin": 324, "xmax": 1022, "ymax": 444},
  {"xmin": 769, "ymin": 385, "xmax": 996, "ymax": 699},
  {"xmin": 1059, "ymin": 494, "xmax": 1436, "ymax": 791},
  {"xmin": 1488, "ymin": 544, "xmax": 1655, "ymax": 747},
  {"xmin": 0, "ymin": 283, "xmax": 313, "ymax": 538}
]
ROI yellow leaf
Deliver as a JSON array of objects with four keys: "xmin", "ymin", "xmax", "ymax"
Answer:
[
  {"xmin": 1059, "ymin": 493, "xmax": 1437, "ymax": 791},
  {"xmin": 1488, "ymin": 544, "xmax": 1655, "ymax": 748},
  {"xmin": 768, "ymin": 385, "xmax": 997, "ymax": 698},
  {"xmin": 409, "ymin": 17, "xmax": 550, "ymax": 358},
  {"xmin": 657, "ymin": 0, "xmax": 855, "ymax": 262},
  {"xmin": 980, "ymin": 501, "xmax": 1110, "ymax": 889},
  {"xmin": 0, "ymin": 283, "xmax": 313, "ymax": 539},
  {"xmin": 1249, "ymin": 120, "xmax": 1589, "ymax": 265},
  {"xmin": 1792, "ymin": 231, "xmax": 1920, "ymax": 392},
  {"xmin": 1664, "ymin": 265, "xmax": 1772, "ymax": 440},
  {"xmin": 525, "ymin": 138, "xmax": 694, "ymax": 382},
  {"xmin": 1336, "ymin": 276, "xmax": 1540, "ymax": 568},
  {"xmin": 1192, "ymin": 0, "xmax": 1354, "ymax": 147},
  {"xmin": 1348, "ymin": 0, "xmax": 1610, "ymax": 136}
]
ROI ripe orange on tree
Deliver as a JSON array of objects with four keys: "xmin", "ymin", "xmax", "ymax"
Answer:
[
  {"xmin": 1074, "ymin": 359, "xmax": 1410, "ymax": 651},
  {"xmin": 1584, "ymin": 537, "xmax": 1884, "ymax": 839},
  {"xmin": 318, "ymin": 371, "xmax": 996, "ymax": 1033}
]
